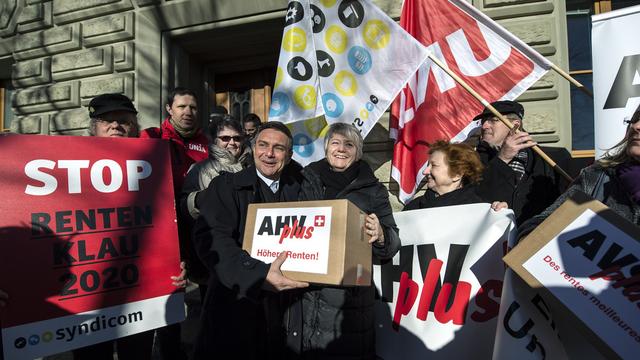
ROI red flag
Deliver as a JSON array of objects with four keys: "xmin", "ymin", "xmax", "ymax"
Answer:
[{"xmin": 390, "ymin": 0, "xmax": 551, "ymax": 202}]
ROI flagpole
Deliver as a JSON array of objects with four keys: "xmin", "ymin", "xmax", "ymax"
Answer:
[
  {"xmin": 550, "ymin": 64, "xmax": 593, "ymax": 98},
  {"xmin": 425, "ymin": 53, "xmax": 574, "ymax": 183}
]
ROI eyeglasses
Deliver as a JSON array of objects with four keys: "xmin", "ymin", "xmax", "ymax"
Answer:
[
  {"xmin": 623, "ymin": 116, "xmax": 639, "ymax": 126},
  {"xmin": 218, "ymin": 135, "xmax": 243, "ymax": 142},
  {"xmin": 97, "ymin": 118, "xmax": 134, "ymax": 126}
]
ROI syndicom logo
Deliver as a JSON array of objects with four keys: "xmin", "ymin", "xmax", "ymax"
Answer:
[{"xmin": 13, "ymin": 311, "xmax": 143, "ymax": 350}]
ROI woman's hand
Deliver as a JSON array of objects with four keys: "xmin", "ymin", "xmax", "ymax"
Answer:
[
  {"xmin": 365, "ymin": 213, "xmax": 385, "ymax": 246},
  {"xmin": 170, "ymin": 261, "xmax": 188, "ymax": 288},
  {"xmin": 491, "ymin": 201, "xmax": 509, "ymax": 212}
]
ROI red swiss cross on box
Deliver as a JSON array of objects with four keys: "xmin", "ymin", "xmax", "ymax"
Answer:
[{"xmin": 314, "ymin": 215, "xmax": 325, "ymax": 227}]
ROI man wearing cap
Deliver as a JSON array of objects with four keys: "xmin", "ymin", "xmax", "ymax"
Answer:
[
  {"xmin": 474, "ymin": 100, "xmax": 570, "ymax": 225},
  {"xmin": 88, "ymin": 93, "xmax": 139, "ymax": 137}
]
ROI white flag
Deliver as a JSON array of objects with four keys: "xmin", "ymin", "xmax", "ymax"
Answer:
[{"xmin": 269, "ymin": 0, "xmax": 429, "ymax": 165}]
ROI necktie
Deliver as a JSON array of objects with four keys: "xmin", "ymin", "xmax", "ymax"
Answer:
[{"xmin": 270, "ymin": 180, "xmax": 279, "ymax": 193}]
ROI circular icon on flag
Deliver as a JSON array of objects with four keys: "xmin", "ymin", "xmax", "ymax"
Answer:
[
  {"xmin": 338, "ymin": 0, "xmax": 365, "ymax": 28},
  {"xmin": 285, "ymin": 1, "xmax": 304, "ymax": 26},
  {"xmin": 275, "ymin": 67, "xmax": 284, "ymax": 88},
  {"xmin": 287, "ymin": 56, "xmax": 313, "ymax": 81},
  {"xmin": 283, "ymin": 27, "xmax": 307, "ymax": 52},
  {"xmin": 293, "ymin": 133, "xmax": 315, "ymax": 158},
  {"xmin": 325, "ymin": 25, "xmax": 347, "ymax": 54},
  {"xmin": 360, "ymin": 108, "xmax": 369, "ymax": 120},
  {"xmin": 366, "ymin": 102, "xmax": 374, "ymax": 111},
  {"xmin": 363, "ymin": 20, "xmax": 390, "ymax": 49},
  {"xmin": 316, "ymin": 50, "xmax": 335, "ymax": 77},
  {"xmin": 320, "ymin": 0, "xmax": 337, "ymax": 7},
  {"xmin": 348, "ymin": 46, "xmax": 372, "ymax": 75},
  {"xmin": 270, "ymin": 92, "xmax": 290, "ymax": 117},
  {"xmin": 310, "ymin": 4, "xmax": 326, "ymax": 33},
  {"xmin": 294, "ymin": 85, "xmax": 317, "ymax": 110},
  {"xmin": 370, "ymin": 94, "xmax": 379, "ymax": 104},
  {"xmin": 322, "ymin": 93, "xmax": 344, "ymax": 118},
  {"xmin": 334, "ymin": 71, "xmax": 358, "ymax": 97}
]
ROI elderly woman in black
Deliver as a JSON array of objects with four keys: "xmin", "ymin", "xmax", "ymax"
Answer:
[
  {"xmin": 284, "ymin": 123, "xmax": 400, "ymax": 359},
  {"xmin": 403, "ymin": 140, "xmax": 508, "ymax": 211}
]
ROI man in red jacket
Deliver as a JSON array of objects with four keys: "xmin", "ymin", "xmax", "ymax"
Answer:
[
  {"xmin": 140, "ymin": 87, "xmax": 208, "ymax": 360},
  {"xmin": 140, "ymin": 87, "xmax": 208, "ymax": 192}
]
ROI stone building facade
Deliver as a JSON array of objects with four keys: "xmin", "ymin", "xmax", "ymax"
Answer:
[{"xmin": 0, "ymin": 0, "xmax": 573, "ymax": 208}]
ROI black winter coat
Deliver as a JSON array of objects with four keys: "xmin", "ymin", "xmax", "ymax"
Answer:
[
  {"xmin": 475, "ymin": 142, "xmax": 570, "ymax": 225},
  {"xmin": 403, "ymin": 185, "xmax": 484, "ymax": 210},
  {"xmin": 518, "ymin": 163, "xmax": 640, "ymax": 238},
  {"xmin": 192, "ymin": 163, "xmax": 302, "ymax": 359},
  {"xmin": 283, "ymin": 159, "xmax": 401, "ymax": 360}
]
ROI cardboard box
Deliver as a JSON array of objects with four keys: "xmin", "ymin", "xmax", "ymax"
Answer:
[
  {"xmin": 504, "ymin": 191, "xmax": 640, "ymax": 360},
  {"xmin": 242, "ymin": 199, "xmax": 371, "ymax": 286}
]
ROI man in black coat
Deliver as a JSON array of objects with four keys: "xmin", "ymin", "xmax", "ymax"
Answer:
[
  {"xmin": 474, "ymin": 100, "xmax": 570, "ymax": 225},
  {"xmin": 192, "ymin": 121, "xmax": 308, "ymax": 359}
]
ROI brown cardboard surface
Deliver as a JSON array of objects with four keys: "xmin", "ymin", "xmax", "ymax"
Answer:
[
  {"xmin": 504, "ymin": 191, "xmax": 640, "ymax": 360},
  {"xmin": 242, "ymin": 199, "xmax": 371, "ymax": 286}
]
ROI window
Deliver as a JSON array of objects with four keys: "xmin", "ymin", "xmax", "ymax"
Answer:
[{"xmin": 0, "ymin": 85, "xmax": 14, "ymax": 132}]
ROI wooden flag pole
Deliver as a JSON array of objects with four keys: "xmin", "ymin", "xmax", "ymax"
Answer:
[
  {"xmin": 550, "ymin": 63, "xmax": 593, "ymax": 98},
  {"xmin": 425, "ymin": 53, "xmax": 574, "ymax": 183}
]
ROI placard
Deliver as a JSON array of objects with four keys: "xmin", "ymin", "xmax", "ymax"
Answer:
[
  {"xmin": 0, "ymin": 134, "xmax": 185, "ymax": 359},
  {"xmin": 504, "ymin": 191, "xmax": 640, "ymax": 360}
]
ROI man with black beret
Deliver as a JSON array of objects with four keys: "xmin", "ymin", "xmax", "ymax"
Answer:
[
  {"xmin": 88, "ymin": 93, "xmax": 139, "ymax": 137},
  {"xmin": 474, "ymin": 100, "xmax": 570, "ymax": 225}
]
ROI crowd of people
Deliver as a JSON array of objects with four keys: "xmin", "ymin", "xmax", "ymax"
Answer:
[{"xmin": 1, "ymin": 87, "xmax": 639, "ymax": 359}]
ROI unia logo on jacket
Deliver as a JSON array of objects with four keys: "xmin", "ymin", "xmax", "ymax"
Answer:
[
  {"xmin": 188, "ymin": 143, "xmax": 206, "ymax": 153},
  {"xmin": 257, "ymin": 215, "xmax": 315, "ymax": 244}
]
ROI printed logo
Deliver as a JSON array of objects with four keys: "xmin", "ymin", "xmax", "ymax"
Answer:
[
  {"xmin": 325, "ymin": 25, "xmax": 348, "ymax": 54},
  {"xmin": 338, "ymin": 0, "xmax": 365, "ymax": 28},
  {"xmin": 316, "ymin": 50, "xmax": 335, "ymax": 77},
  {"xmin": 348, "ymin": 46, "xmax": 372, "ymax": 75},
  {"xmin": 322, "ymin": 93, "xmax": 344, "ymax": 118},
  {"xmin": 293, "ymin": 133, "xmax": 315, "ymax": 158},
  {"xmin": 334, "ymin": 71, "xmax": 358, "ymax": 97},
  {"xmin": 363, "ymin": 20, "xmax": 390, "ymax": 50},
  {"xmin": 14, "ymin": 337, "xmax": 26, "ymax": 349},
  {"xmin": 283, "ymin": 27, "xmax": 307, "ymax": 52},
  {"xmin": 310, "ymin": 4, "xmax": 326, "ymax": 33},
  {"xmin": 285, "ymin": 1, "xmax": 305, "ymax": 26},
  {"xmin": 287, "ymin": 56, "xmax": 313, "ymax": 81},
  {"xmin": 293, "ymin": 85, "xmax": 317, "ymax": 110},
  {"xmin": 270, "ymin": 92, "xmax": 291, "ymax": 117},
  {"xmin": 314, "ymin": 215, "xmax": 326, "ymax": 227}
]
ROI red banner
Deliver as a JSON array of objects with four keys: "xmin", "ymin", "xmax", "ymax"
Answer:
[
  {"xmin": 390, "ymin": 0, "xmax": 551, "ymax": 202},
  {"xmin": 0, "ymin": 134, "xmax": 183, "ymax": 359}
]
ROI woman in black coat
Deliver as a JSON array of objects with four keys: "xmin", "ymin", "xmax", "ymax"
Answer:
[
  {"xmin": 404, "ymin": 140, "xmax": 507, "ymax": 211},
  {"xmin": 284, "ymin": 123, "xmax": 401, "ymax": 359}
]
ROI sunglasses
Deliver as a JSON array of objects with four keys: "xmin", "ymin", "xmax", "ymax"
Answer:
[{"xmin": 217, "ymin": 135, "xmax": 243, "ymax": 142}]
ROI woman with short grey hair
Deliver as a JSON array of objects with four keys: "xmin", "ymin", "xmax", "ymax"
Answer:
[{"xmin": 284, "ymin": 122, "xmax": 400, "ymax": 359}]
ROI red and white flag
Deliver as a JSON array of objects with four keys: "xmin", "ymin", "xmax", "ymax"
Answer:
[{"xmin": 390, "ymin": 0, "xmax": 552, "ymax": 203}]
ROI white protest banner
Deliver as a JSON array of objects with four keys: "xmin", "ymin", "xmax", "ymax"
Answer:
[
  {"xmin": 592, "ymin": 5, "xmax": 640, "ymax": 158},
  {"xmin": 270, "ymin": 0, "xmax": 428, "ymax": 166},
  {"xmin": 374, "ymin": 203, "xmax": 516, "ymax": 358}
]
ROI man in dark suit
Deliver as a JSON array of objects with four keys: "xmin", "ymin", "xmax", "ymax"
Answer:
[
  {"xmin": 192, "ymin": 121, "xmax": 308, "ymax": 359},
  {"xmin": 474, "ymin": 100, "xmax": 570, "ymax": 225}
]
